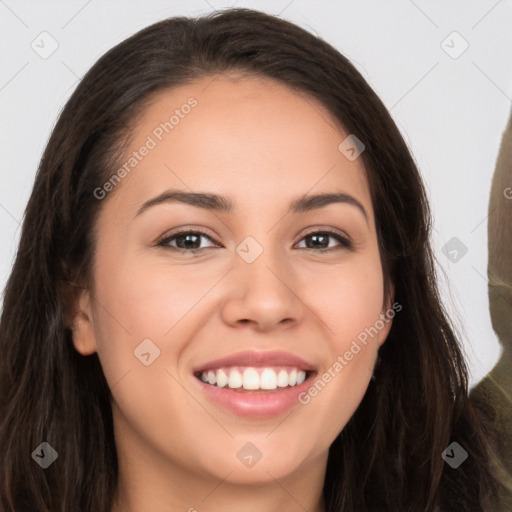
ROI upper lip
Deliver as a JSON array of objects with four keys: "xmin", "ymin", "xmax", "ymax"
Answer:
[{"xmin": 193, "ymin": 350, "xmax": 317, "ymax": 374}]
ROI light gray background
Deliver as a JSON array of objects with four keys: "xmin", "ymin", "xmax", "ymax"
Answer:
[{"xmin": 1, "ymin": 0, "xmax": 511, "ymax": 387}]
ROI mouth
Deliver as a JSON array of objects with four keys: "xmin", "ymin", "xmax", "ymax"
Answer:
[
  {"xmin": 194, "ymin": 366, "xmax": 314, "ymax": 393},
  {"xmin": 192, "ymin": 351, "xmax": 317, "ymax": 418}
]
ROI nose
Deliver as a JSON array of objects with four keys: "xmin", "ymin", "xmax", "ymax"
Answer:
[{"xmin": 220, "ymin": 246, "xmax": 305, "ymax": 332}]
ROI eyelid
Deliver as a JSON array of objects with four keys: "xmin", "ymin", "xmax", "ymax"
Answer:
[
  {"xmin": 300, "ymin": 226, "xmax": 352, "ymax": 243},
  {"xmin": 156, "ymin": 227, "xmax": 219, "ymax": 248}
]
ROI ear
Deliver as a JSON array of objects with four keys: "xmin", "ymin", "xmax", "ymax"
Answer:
[
  {"xmin": 70, "ymin": 289, "xmax": 98, "ymax": 356},
  {"xmin": 61, "ymin": 280, "xmax": 98, "ymax": 356},
  {"xmin": 377, "ymin": 281, "xmax": 396, "ymax": 348}
]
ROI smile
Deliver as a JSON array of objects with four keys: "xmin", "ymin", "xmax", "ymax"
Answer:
[
  {"xmin": 195, "ymin": 366, "xmax": 309, "ymax": 391},
  {"xmin": 192, "ymin": 350, "xmax": 318, "ymax": 418}
]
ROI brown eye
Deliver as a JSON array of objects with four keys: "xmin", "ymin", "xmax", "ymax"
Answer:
[
  {"xmin": 297, "ymin": 231, "xmax": 353, "ymax": 251},
  {"xmin": 157, "ymin": 230, "xmax": 219, "ymax": 253}
]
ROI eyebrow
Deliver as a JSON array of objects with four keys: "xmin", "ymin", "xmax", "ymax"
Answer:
[{"xmin": 134, "ymin": 189, "xmax": 369, "ymax": 223}]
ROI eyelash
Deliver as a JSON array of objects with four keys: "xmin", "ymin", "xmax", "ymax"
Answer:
[{"xmin": 157, "ymin": 229, "xmax": 353, "ymax": 254}]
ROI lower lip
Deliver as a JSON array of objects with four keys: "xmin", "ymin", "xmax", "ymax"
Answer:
[{"xmin": 194, "ymin": 374, "xmax": 316, "ymax": 419}]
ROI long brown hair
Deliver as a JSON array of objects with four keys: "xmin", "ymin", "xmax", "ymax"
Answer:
[{"xmin": 0, "ymin": 8, "xmax": 501, "ymax": 511}]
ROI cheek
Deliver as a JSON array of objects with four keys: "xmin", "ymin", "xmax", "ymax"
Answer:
[
  {"xmin": 298, "ymin": 253, "xmax": 384, "ymax": 440},
  {"xmin": 93, "ymin": 255, "xmax": 210, "ymax": 346},
  {"xmin": 90, "ymin": 256, "xmax": 202, "ymax": 453},
  {"xmin": 306, "ymin": 251, "xmax": 385, "ymax": 346},
  {"xmin": 88, "ymin": 248, "xmax": 183, "ymax": 392},
  {"xmin": 327, "ymin": 254, "xmax": 384, "ymax": 376},
  {"xmin": 90, "ymin": 250, "xmax": 226, "ymax": 409}
]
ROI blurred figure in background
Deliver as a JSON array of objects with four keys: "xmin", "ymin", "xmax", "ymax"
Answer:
[{"xmin": 471, "ymin": 110, "xmax": 512, "ymax": 511}]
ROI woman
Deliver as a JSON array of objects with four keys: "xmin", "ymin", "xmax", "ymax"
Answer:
[{"xmin": 0, "ymin": 7, "xmax": 503, "ymax": 511}]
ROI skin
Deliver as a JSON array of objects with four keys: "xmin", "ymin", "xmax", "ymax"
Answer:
[{"xmin": 71, "ymin": 73, "xmax": 394, "ymax": 512}]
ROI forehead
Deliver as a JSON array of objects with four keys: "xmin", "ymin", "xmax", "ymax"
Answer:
[{"xmin": 103, "ymin": 73, "xmax": 373, "ymax": 222}]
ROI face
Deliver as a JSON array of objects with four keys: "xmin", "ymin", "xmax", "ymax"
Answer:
[{"xmin": 72, "ymin": 74, "xmax": 394, "ymax": 488}]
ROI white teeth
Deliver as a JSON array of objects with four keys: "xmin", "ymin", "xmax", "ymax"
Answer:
[
  {"xmin": 276, "ymin": 369, "xmax": 289, "ymax": 387},
  {"xmin": 228, "ymin": 369, "xmax": 243, "ymax": 389},
  {"xmin": 200, "ymin": 366, "xmax": 309, "ymax": 390},
  {"xmin": 242, "ymin": 368, "xmax": 260, "ymax": 389},
  {"xmin": 216, "ymin": 369, "xmax": 228, "ymax": 388},
  {"xmin": 260, "ymin": 368, "xmax": 277, "ymax": 390}
]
